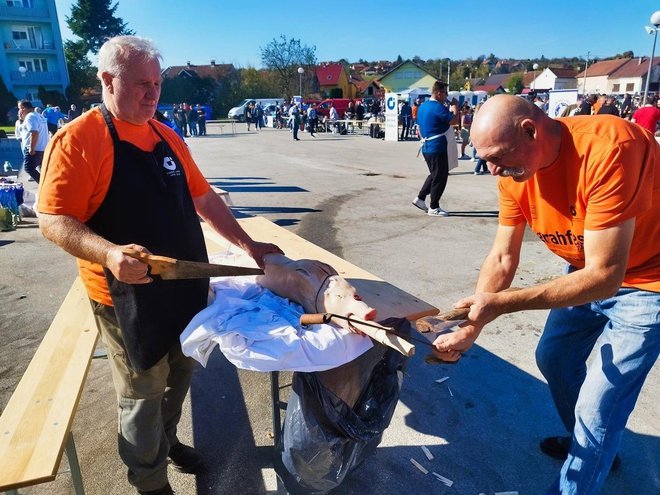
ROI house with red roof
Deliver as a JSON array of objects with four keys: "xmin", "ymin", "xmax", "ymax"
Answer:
[
  {"xmin": 607, "ymin": 57, "xmax": 660, "ymax": 95},
  {"xmin": 527, "ymin": 67, "xmax": 578, "ymax": 92},
  {"xmin": 316, "ymin": 63, "xmax": 354, "ymax": 98},
  {"xmin": 161, "ymin": 61, "xmax": 236, "ymax": 80},
  {"xmin": 574, "ymin": 58, "xmax": 630, "ymax": 94}
]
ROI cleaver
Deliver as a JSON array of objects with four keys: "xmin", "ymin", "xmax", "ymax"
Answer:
[{"xmin": 122, "ymin": 248, "xmax": 264, "ymax": 280}]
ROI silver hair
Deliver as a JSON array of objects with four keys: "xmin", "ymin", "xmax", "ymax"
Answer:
[{"xmin": 97, "ymin": 36, "xmax": 162, "ymax": 79}]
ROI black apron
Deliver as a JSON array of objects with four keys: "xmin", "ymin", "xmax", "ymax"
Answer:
[{"xmin": 86, "ymin": 105, "xmax": 208, "ymax": 371}]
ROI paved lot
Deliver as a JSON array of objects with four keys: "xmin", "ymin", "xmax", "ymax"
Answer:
[{"xmin": 1, "ymin": 123, "xmax": 658, "ymax": 494}]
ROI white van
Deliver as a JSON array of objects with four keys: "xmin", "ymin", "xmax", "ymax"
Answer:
[{"xmin": 228, "ymin": 98, "xmax": 281, "ymax": 121}]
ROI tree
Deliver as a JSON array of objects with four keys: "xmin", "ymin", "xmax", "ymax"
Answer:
[
  {"xmin": 64, "ymin": 40, "xmax": 97, "ymax": 105},
  {"xmin": 66, "ymin": 0, "xmax": 133, "ymax": 55},
  {"xmin": 0, "ymin": 76, "xmax": 17, "ymax": 125},
  {"xmin": 507, "ymin": 75, "xmax": 523, "ymax": 94},
  {"xmin": 260, "ymin": 35, "xmax": 317, "ymax": 98},
  {"xmin": 64, "ymin": 0, "xmax": 133, "ymax": 103}
]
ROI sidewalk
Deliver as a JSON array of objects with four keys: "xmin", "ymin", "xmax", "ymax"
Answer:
[{"xmin": 0, "ymin": 124, "xmax": 657, "ymax": 494}]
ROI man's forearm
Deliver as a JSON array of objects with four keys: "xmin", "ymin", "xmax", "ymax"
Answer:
[{"xmin": 39, "ymin": 213, "xmax": 115, "ymax": 266}]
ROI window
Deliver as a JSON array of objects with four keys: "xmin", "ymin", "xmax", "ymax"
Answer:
[
  {"xmin": 12, "ymin": 31, "xmax": 28, "ymax": 40},
  {"xmin": 33, "ymin": 58, "xmax": 47, "ymax": 71},
  {"xmin": 7, "ymin": 0, "xmax": 33, "ymax": 6},
  {"xmin": 612, "ymin": 84, "xmax": 620, "ymax": 92},
  {"xmin": 626, "ymin": 83, "xmax": 634, "ymax": 92}
]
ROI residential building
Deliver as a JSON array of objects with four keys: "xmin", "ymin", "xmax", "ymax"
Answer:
[
  {"xmin": 608, "ymin": 56, "xmax": 660, "ymax": 96},
  {"xmin": 316, "ymin": 62, "xmax": 353, "ymax": 98},
  {"xmin": 527, "ymin": 67, "xmax": 578, "ymax": 92},
  {"xmin": 575, "ymin": 58, "xmax": 629, "ymax": 95},
  {"xmin": 377, "ymin": 60, "xmax": 437, "ymax": 93},
  {"xmin": 0, "ymin": 0, "xmax": 69, "ymax": 106}
]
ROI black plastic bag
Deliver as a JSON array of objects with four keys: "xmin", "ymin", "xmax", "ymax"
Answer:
[{"xmin": 275, "ymin": 318, "xmax": 411, "ymax": 494}]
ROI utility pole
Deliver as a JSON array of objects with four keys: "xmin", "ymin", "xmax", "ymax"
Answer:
[
  {"xmin": 447, "ymin": 60, "xmax": 450, "ymax": 86},
  {"xmin": 582, "ymin": 51, "xmax": 590, "ymax": 95}
]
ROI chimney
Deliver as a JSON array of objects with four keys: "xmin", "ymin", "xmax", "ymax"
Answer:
[
  {"xmin": 211, "ymin": 59, "xmax": 216, "ymax": 66},
  {"xmin": 187, "ymin": 61, "xmax": 191, "ymax": 67},
  {"xmin": 639, "ymin": 57, "xmax": 643, "ymax": 65}
]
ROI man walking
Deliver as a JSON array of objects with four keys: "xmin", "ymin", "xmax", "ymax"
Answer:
[
  {"xmin": 411, "ymin": 81, "xmax": 454, "ymax": 217},
  {"xmin": 37, "ymin": 36, "xmax": 281, "ymax": 495},
  {"xmin": 16, "ymin": 100, "xmax": 48, "ymax": 182},
  {"xmin": 433, "ymin": 95, "xmax": 659, "ymax": 495}
]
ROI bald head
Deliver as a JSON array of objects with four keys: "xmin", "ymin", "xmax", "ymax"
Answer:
[
  {"xmin": 472, "ymin": 95, "xmax": 546, "ymax": 144},
  {"xmin": 470, "ymin": 95, "xmax": 561, "ymax": 180}
]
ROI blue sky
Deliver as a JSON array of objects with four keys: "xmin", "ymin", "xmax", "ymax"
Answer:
[{"xmin": 54, "ymin": 0, "xmax": 660, "ymax": 68}]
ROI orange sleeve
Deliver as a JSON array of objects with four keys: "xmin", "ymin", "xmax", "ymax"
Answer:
[
  {"xmin": 37, "ymin": 111, "xmax": 112, "ymax": 221},
  {"xmin": 584, "ymin": 139, "xmax": 654, "ymax": 230},
  {"xmin": 498, "ymin": 178, "xmax": 526, "ymax": 226}
]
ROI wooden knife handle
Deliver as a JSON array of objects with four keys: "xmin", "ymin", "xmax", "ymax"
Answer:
[
  {"xmin": 121, "ymin": 248, "xmax": 176, "ymax": 276},
  {"xmin": 300, "ymin": 313, "xmax": 331, "ymax": 326},
  {"xmin": 437, "ymin": 307, "xmax": 470, "ymax": 321}
]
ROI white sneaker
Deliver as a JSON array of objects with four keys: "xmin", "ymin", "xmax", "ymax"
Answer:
[
  {"xmin": 471, "ymin": 157, "xmax": 476, "ymax": 162},
  {"xmin": 412, "ymin": 197, "xmax": 428, "ymax": 212},
  {"xmin": 427, "ymin": 207, "xmax": 449, "ymax": 217}
]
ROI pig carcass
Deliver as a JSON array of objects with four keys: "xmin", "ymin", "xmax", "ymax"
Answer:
[
  {"xmin": 256, "ymin": 253, "xmax": 376, "ymax": 331},
  {"xmin": 256, "ymin": 254, "xmax": 415, "ymax": 356}
]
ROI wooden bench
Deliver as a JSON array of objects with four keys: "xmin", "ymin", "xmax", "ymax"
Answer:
[
  {"xmin": 0, "ymin": 216, "xmax": 437, "ymax": 494},
  {"xmin": 0, "ymin": 278, "xmax": 98, "ymax": 495}
]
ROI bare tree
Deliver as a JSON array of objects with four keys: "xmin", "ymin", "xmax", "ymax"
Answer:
[{"xmin": 260, "ymin": 35, "xmax": 316, "ymax": 98}]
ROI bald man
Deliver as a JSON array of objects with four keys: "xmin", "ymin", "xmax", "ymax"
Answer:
[{"xmin": 432, "ymin": 95, "xmax": 659, "ymax": 495}]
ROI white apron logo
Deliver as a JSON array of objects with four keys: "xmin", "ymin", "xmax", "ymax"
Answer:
[{"xmin": 163, "ymin": 157, "xmax": 177, "ymax": 171}]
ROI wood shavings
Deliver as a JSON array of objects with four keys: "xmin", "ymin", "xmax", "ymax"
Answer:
[
  {"xmin": 435, "ymin": 376, "xmax": 449, "ymax": 384},
  {"xmin": 421, "ymin": 445, "xmax": 434, "ymax": 461},
  {"xmin": 432, "ymin": 471, "xmax": 454, "ymax": 487},
  {"xmin": 409, "ymin": 457, "xmax": 428, "ymax": 474}
]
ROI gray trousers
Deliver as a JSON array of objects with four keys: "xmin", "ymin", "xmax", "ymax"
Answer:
[{"xmin": 90, "ymin": 300, "xmax": 195, "ymax": 491}]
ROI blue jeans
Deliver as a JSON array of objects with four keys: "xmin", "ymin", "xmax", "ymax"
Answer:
[{"xmin": 536, "ymin": 283, "xmax": 660, "ymax": 495}]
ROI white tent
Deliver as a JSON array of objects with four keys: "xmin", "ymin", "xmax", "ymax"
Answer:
[{"xmin": 398, "ymin": 87, "xmax": 432, "ymax": 102}]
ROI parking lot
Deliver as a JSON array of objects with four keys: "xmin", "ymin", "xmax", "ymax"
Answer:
[{"xmin": 1, "ymin": 124, "xmax": 657, "ymax": 494}]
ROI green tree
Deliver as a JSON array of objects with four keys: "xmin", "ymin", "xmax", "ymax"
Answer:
[
  {"xmin": 66, "ymin": 0, "xmax": 133, "ymax": 55},
  {"xmin": 64, "ymin": 40, "xmax": 97, "ymax": 105},
  {"xmin": 260, "ymin": 35, "xmax": 316, "ymax": 98},
  {"xmin": 507, "ymin": 74, "xmax": 523, "ymax": 94},
  {"xmin": 0, "ymin": 76, "xmax": 17, "ymax": 125},
  {"xmin": 38, "ymin": 85, "xmax": 67, "ymax": 108},
  {"xmin": 63, "ymin": 0, "xmax": 133, "ymax": 104}
]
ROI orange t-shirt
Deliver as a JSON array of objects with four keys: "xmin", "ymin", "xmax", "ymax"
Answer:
[
  {"xmin": 38, "ymin": 108, "xmax": 211, "ymax": 305},
  {"xmin": 499, "ymin": 115, "xmax": 659, "ymax": 292}
]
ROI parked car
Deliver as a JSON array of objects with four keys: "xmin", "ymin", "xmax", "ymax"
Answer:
[
  {"xmin": 315, "ymin": 98, "xmax": 353, "ymax": 119},
  {"xmin": 228, "ymin": 98, "xmax": 282, "ymax": 121}
]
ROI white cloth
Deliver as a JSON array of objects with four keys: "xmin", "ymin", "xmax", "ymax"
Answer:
[
  {"xmin": 20, "ymin": 112, "xmax": 49, "ymax": 152},
  {"xmin": 180, "ymin": 276, "xmax": 373, "ymax": 372}
]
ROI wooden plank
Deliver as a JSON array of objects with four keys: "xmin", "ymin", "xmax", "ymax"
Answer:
[
  {"xmin": 201, "ymin": 217, "xmax": 438, "ymax": 321},
  {"xmin": 0, "ymin": 278, "xmax": 98, "ymax": 491}
]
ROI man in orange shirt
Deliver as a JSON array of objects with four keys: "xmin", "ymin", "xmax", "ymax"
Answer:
[
  {"xmin": 38, "ymin": 36, "xmax": 281, "ymax": 495},
  {"xmin": 433, "ymin": 95, "xmax": 659, "ymax": 495}
]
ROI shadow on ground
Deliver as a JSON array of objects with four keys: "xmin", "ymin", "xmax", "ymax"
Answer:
[{"xmin": 187, "ymin": 340, "xmax": 659, "ymax": 494}]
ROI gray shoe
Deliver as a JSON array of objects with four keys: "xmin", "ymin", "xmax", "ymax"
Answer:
[
  {"xmin": 428, "ymin": 207, "xmax": 449, "ymax": 217},
  {"xmin": 412, "ymin": 197, "xmax": 428, "ymax": 212}
]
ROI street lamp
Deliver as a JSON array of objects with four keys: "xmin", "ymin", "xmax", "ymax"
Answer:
[
  {"xmin": 642, "ymin": 11, "xmax": 660, "ymax": 104},
  {"xmin": 532, "ymin": 63, "xmax": 539, "ymax": 92},
  {"xmin": 18, "ymin": 65, "xmax": 26, "ymax": 78},
  {"xmin": 297, "ymin": 67, "xmax": 304, "ymax": 97}
]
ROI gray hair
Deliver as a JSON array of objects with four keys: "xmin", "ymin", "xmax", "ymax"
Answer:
[{"xmin": 97, "ymin": 36, "xmax": 162, "ymax": 79}]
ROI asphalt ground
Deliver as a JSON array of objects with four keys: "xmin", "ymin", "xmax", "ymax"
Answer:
[{"xmin": 1, "ymin": 123, "xmax": 658, "ymax": 495}]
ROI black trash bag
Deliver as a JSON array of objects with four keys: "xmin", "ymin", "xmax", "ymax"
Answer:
[{"xmin": 275, "ymin": 317, "xmax": 412, "ymax": 494}]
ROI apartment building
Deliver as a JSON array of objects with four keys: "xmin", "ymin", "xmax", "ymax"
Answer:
[{"xmin": 0, "ymin": 0, "xmax": 69, "ymax": 106}]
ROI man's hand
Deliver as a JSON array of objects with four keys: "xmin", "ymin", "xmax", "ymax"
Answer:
[
  {"xmin": 105, "ymin": 243, "xmax": 153, "ymax": 284},
  {"xmin": 432, "ymin": 292, "xmax": 506, "ymax": 362},
  {"xmin": 29, "ymin": 149, "xmax": 36, "ymax": 156},
  {"xmin": 243, "ymin": 241, "xmax": 283, "ymax": 269}
]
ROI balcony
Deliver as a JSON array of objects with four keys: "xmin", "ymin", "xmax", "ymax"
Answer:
[
  {"xmin": 10, "ymin": 70, "xmax": 61, "ymax": 83},
  {"xmin": 0, "ymin": 5, "xmax": 49, "ymax": 19},
  {"xmin": 4, "ymin": 40, "xmax": 56, "ymax": 52}
]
